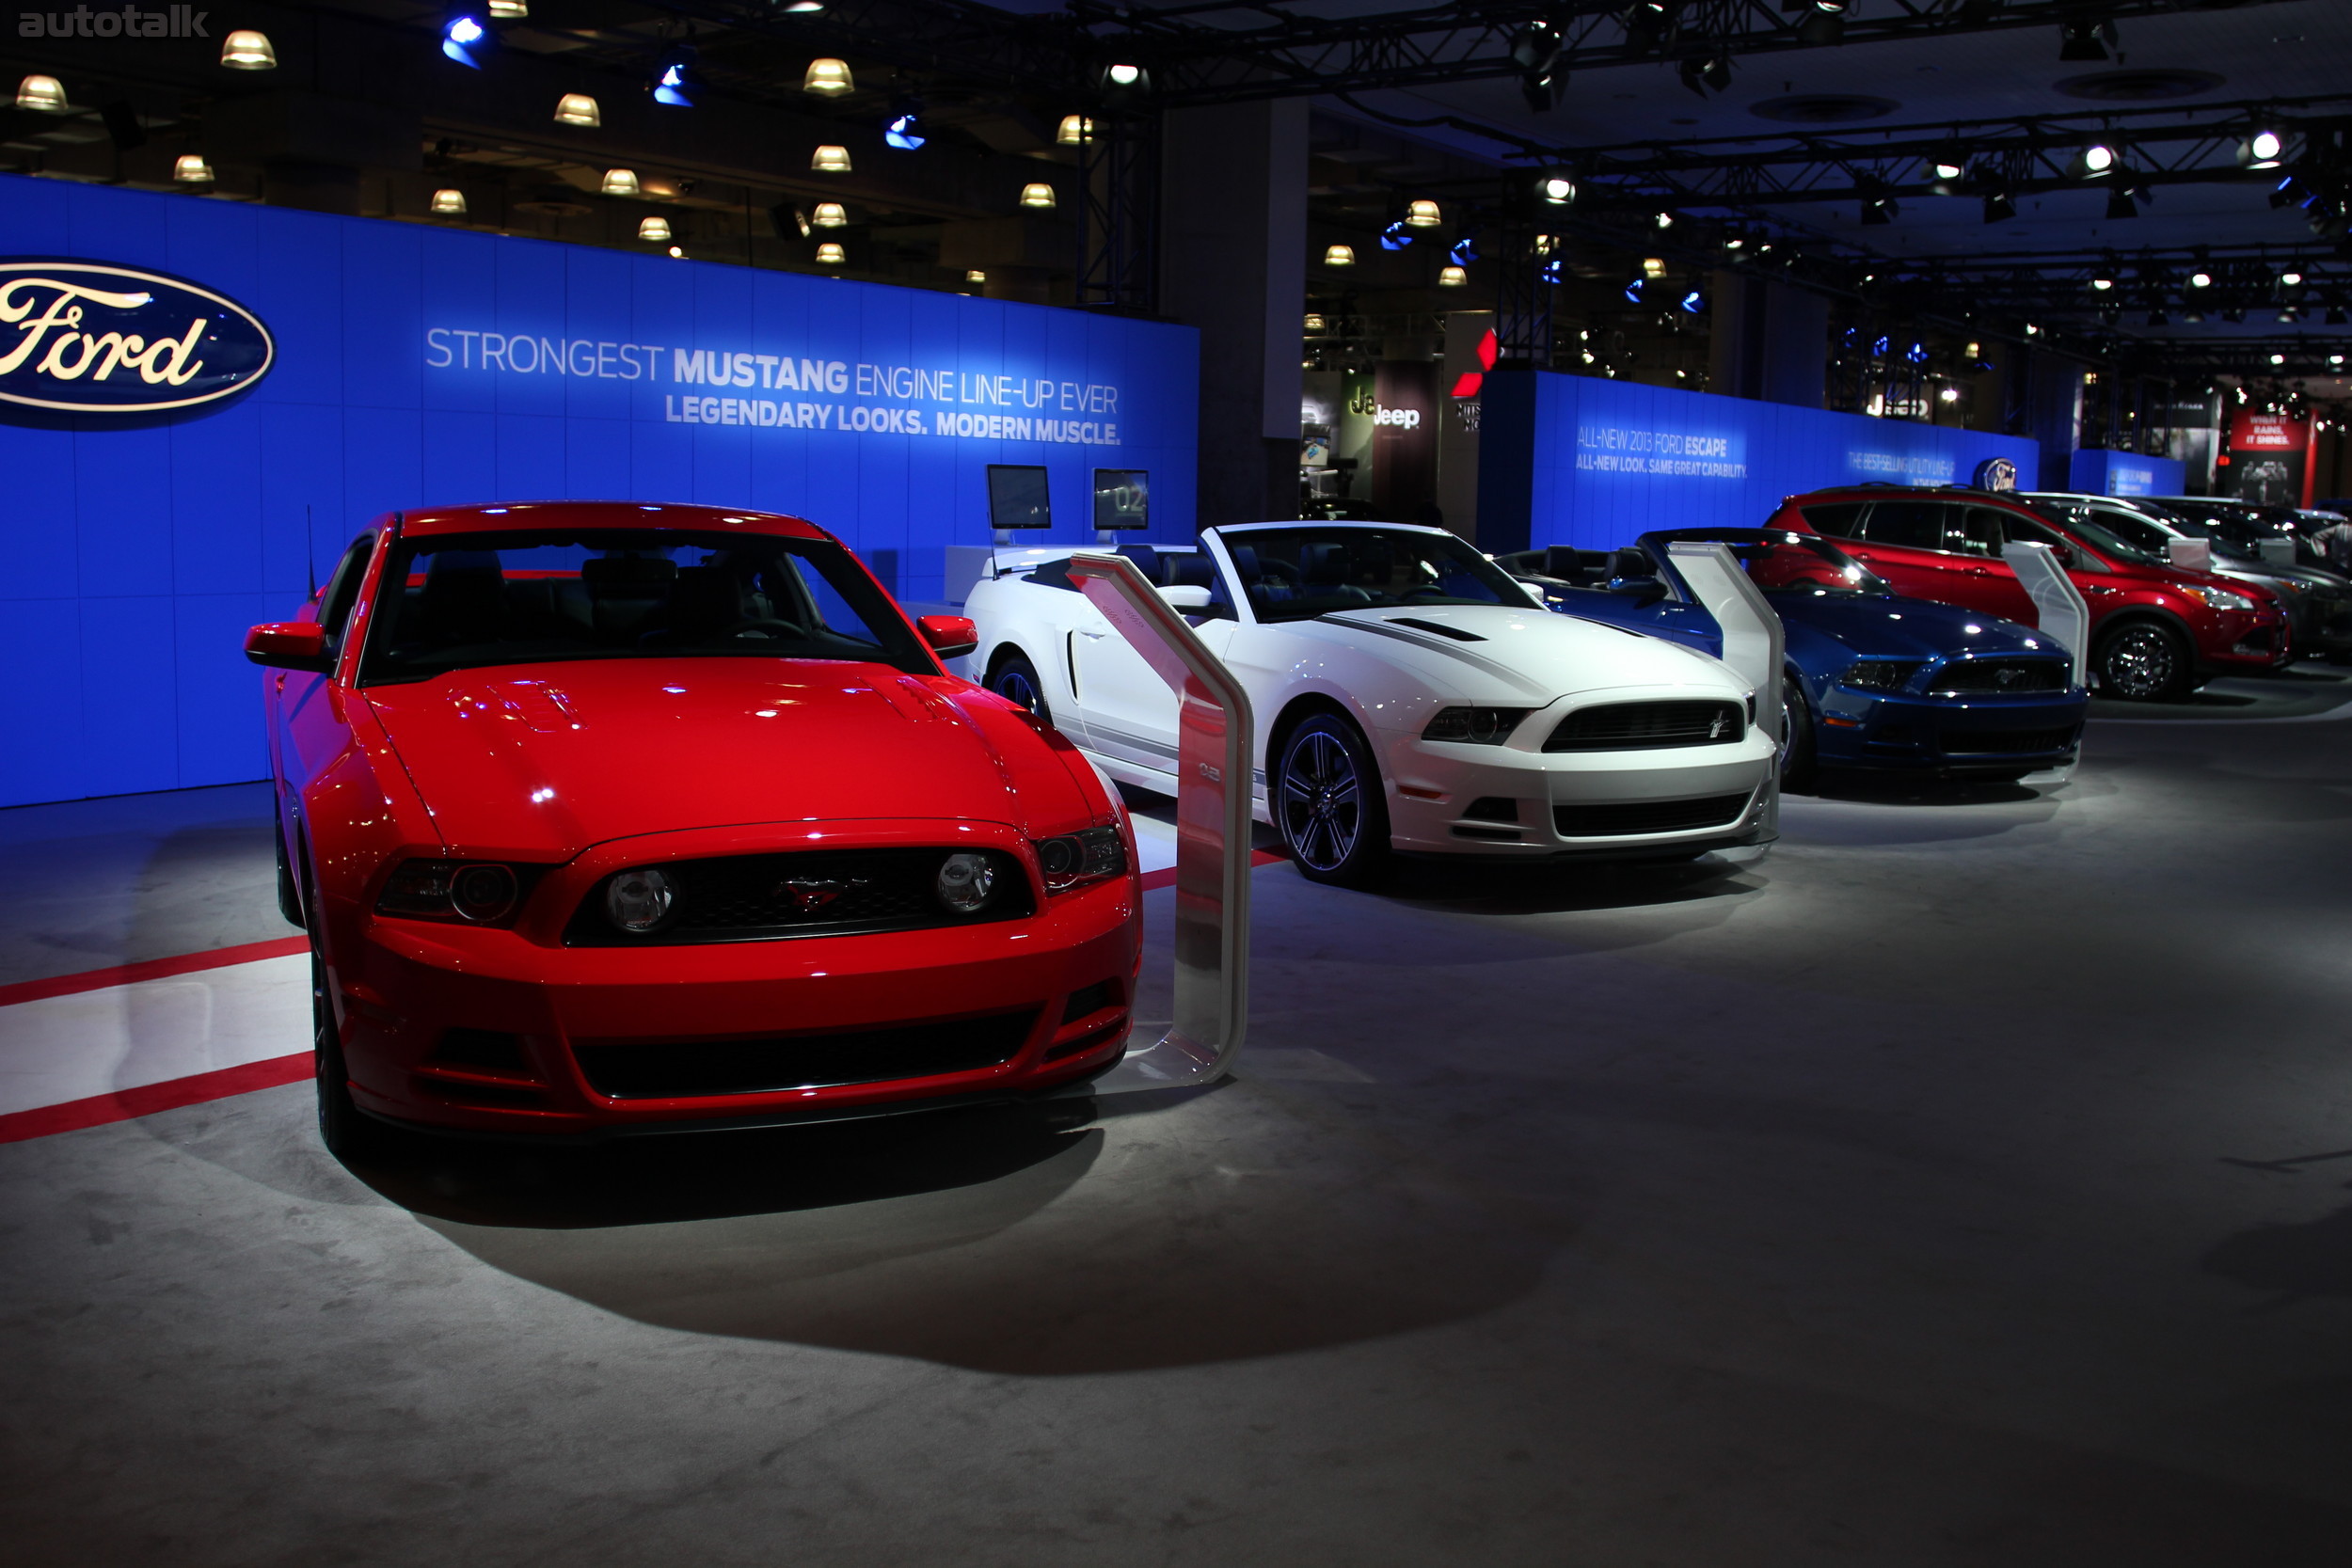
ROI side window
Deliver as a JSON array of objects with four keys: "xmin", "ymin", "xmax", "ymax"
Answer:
[
  {"xmin": 2008, "ymin": 513, "xmax": 2107, "ymax": 572},
  {"xmin": 1801, "ymin": 502, "xmax": 1865, "ymax": 538},
  {"xmin": 1863, "ymin": 499, "xmax": 1950, "ymax": 550},
  {"xmin": 317, "ymin": 534, "xmax": 376, "ymax": 644},
  {"xmin": 1021, "ymin": 557, "xmax": 1083, "ymax": 593},
  {"xmin": 1951, "ymin": 508, "xmax": 2009, "ymax": 557}
]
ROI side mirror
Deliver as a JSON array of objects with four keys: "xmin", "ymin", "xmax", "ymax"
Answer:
[
  {"xmin": 916, "ymin": 614, "xmax": 978, "ymax": 660},
  {"xmin": 244, "ymin": 622, "xmax": 331, "ymax": 673},
  {"xmin": 1156, "ymin": 583, "xmax": 1214, "ymax": 610}
]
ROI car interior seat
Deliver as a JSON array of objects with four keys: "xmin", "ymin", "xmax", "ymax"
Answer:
[
  {"xmin": 417, "ymin": 551, "xmax": 510, "ymax": 647},
  {"xmin": 582, "ymin": 555, "xmax": 678, "ymax": 638}
]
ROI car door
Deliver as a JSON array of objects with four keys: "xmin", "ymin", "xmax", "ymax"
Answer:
[
  {"xmin": 275, "ymin": 532, "xmax": 379, "ymax": 873},
  {"xmin": 1948, "ymin": 506, "xmax": 2041, "ymax": 624},
  {"xmin": 1067, "ymin": 554, "xmax": 1186, "ymax": 780},
  {"xmin": 1844, "ymin": 498, "xmax": 1962, "ymax": 601}
]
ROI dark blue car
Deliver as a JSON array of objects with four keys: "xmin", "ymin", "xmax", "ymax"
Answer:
[{"xmin": 1500, "ymin": 528, "xmax": 2089, "ymax": 787}]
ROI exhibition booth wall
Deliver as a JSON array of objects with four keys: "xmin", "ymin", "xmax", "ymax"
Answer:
[
  {"xmin": 0, "ymin": 176, "xmax": 1199, "ymax": 808},
  {"xmin": 2069, "ymin": 448, "xmax": 2187, "ymax": 499},
  {"xmin": 1477, "ymin": 369, "xmax": 2041, "ymax": 555}
]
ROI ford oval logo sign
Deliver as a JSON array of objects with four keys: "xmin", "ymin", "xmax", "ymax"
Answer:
[{"xmin": 0, "ymin": 259, "xmax": 274, "ymax": 417}]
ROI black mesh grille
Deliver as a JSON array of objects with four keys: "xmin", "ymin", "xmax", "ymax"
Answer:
[
  {"xmin": 1927, "ymin": 658, "xmax": 2072, "ymax": 694},
  {"xmin": 1553, "ymin": 793, "xmax": 1752, "ymax": 837},
  {"xmin": 566, "ymin": 847, "xmax": 1035, "ymax": 945},
  {"xmin": 574, "ymin": 1008, "xmax": 1041, "ymax": 1099},
  {"xmin": 1545, "ymin": 701, "xmax": 1744, "ymax": 752},
  {"xmin": 1940, "ymin": 728, "xmax": 2078, "ymax": 756}
]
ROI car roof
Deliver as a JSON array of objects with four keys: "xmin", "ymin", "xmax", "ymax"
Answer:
[
  {"xmin": 1208, "ymin": 519, "xmax": 1454, "ymax": 538},
  {"xmin": 392, "ymin": 500, "xmax": 833, "ymax": 541},
  {"xmin": 1783, "ymin": 486, "xmax": 2030, "ymax": 505}
]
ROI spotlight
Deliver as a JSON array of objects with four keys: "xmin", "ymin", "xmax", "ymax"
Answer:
[
  {"xmin": 884, "ymin": 100, "xmax": 926, "ymax": 150},
  {"xmin": 1927, "ymin": 152, "xmax": 1968, "ymax": 196},
  {"xmin": 430, "ymin": 188, "xmax": 468, "ymax": 215},
  {"xmin": 2271, "ymin": 353, "xmax": 2287, "ymax": 366},
  {"xmin": 1380, "ymin": 221, "xmax": 1413, "ymax": 251},
  {"xmin": 2329, "ymin": 305, "xmax": 2350, "ymax": 326},
  {"xmin": 1798, "ymin": 0, "xmax": 1847, "ymax": 46},
  {"xmin": 1406, "ymin": 198, "xmax": 1442, "ymax": 228},
  {"xmin": 1511, "ymin": 21, "xmax": 1562, "ymax": 72},
  {"xmin": 2222, "ymin": 307, "xmax": 2245, "ymax": 323},
  {"xmin": 1105, "ymin": 63, "xmax": 1145, "ymax": 87},
  {"xmin": 1057, "ymin": 115, "xmax": 1093, "ymax": 146},
  {"xmin": 173, "ymin": 152, "xmax": 214, "ymax": 182},
  {"xmin": 811, "ymin": 144, "xmax": 851, "ymax": 173},
  {"xmin": 15, "ymin": 74, "xmax": 65, "ymax": 113},
  {"xmin": 803, "ymin": 58, "xmax": 854, "ymax": 96},
  {"xmin": 2190, "ymin": 270, "xmax": 2213, "ymax": 289},
  {"xmin": 220, "ymin": 28, "xmax": 277, "ymax": 70},
  {"xmin": 1622, "ymin": 1, "xmax": 1671, "ymax": 50},
  {"xmin": 2148, "ymin": 308, "xmax": 2169, "ymax": 325},
  {"xmin": 2058, "ymin": 19, "xmax": 2115, "ymax": 61},
  {"xmin": 1520, "ymin": 71, "xmax": 1557, "ymax": 114},
  {"xmin": 1655, "ymin": 211, "xmax": 1675, "ymax": 230},
  {"xmin": 1982, "ymin": 190, "xmax": 2015, "ymax": 223},
  {"xmin": 653, "ymin": 45, "xmax": 698, "ymax": 107},
  {"xmin": 2239, "ymin": 129, "xmax": 2284, "ymax": 169},
  {"xmin": 966, "ymin": 269, "xmax": 987, "ymax": 284},
  {"xmin": 487, "ymin": 0, "xmax": 526, "ymax": 15},
  {"xmin": 1624, "ymin": 277, "xmax": 1647, "ymax": 304},
  {"xmin": 1449, "ymin": 234, "xmax": 1480, "ymax": 265},
  {"xmin": 1678, "ymin": 54, "xmax": 1731, "ymax": 97},
  {"xmin": 817, "ymin": 242, "xmax": 847, "ymax": 265},
  {"xmin": 2072, "ymin": 143, "xmax": 2117, "ymax": 179},
  {"xmin": 811, "ymin": 201, "xmax": 847, "ymax": 227},
  {"xmin": 1019, "ymin": 182, "xmax": 1057, "ymax": 210},
  {"xmin": 1303, "ymin": 313, "xmax": 1327, "ymax": 332},
  {"xmin": 1679, "ymin": 288, "xmax": 1705, "ymax": 314},
  {"xmin": 2106, "ymin": 186, "xmax": 2140, "ymax": 220},
  {"xmin": 1324, "ymin": 245, "xmax": 1356, "ymax": 267},
  {"xmin": 2280, "ymin": 270, "xmax": 2304, "ymax": 287},
  {"xmin": 2091, "ymin": 274, "xmax": 2115, "ymax": 292},
  {"xmin": 1100, "ymin": 62, "xmax": 1152, "ymax": 103},
  {"xmin": 442, "ymin": 12, "xmax": 493, "ymax": 69},
  {"xmin": 669, "ymin": 245, "xmax": 685, "ymax": 258},
  {"xmin": 1538, "ymin": 172, "xmax": 1577, "ymax": 206},
  {"xmin": 1439, "ymin": 265, "xmax": 1469, "ymax": 288},
  {"xmin": 1542, "ymin": 259, "xmax": 1565, "ymax": 285},
  {"xmin": 553, "ymin": 92, "xmax": 600, "ymax": 128},
  {"xmin": 638, "ymin": 216, "xmax": 671, "ymax": 242},
  {"xmin": 1861, "ymin": 195, "xmax": 1898, "ymax": 226}
]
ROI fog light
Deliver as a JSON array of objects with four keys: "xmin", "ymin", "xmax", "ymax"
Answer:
[
  {"xmin": 451, "ymin": 864, "xmax": 517, "ymax": 923},
  {"xmin": 936, "ymin": 852, "xmax": 995, "ymax": 912},
  {"xmin": 606, "ymin": 868, "xmax": 675, "ymax": 932}
]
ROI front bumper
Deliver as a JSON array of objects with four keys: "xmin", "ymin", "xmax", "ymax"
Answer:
[
  {"xmin": 2194, "ymin": 609, "xmax": 2291, "ymax": 673},
  {"xmin": 1812, "ymin": 687, "xmax": 2089, "ymax": 774},
  {"xmin": 1375, "ymin": 705, "xmax": 1778, "ymax": 860},
  {"xmin": 328, "ymin": 826, "xmax": 1142, "ymax": 1137}
]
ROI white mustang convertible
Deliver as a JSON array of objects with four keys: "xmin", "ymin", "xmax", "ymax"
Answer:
[{"xmin": 961, "ymin": 521, "xmax": 1776, "ymax": 885}]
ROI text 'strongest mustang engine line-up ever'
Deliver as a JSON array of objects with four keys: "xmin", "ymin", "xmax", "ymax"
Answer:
[{"xmin": 246, "ymin": 501, "xmax": 1140, "ymax": 1155}]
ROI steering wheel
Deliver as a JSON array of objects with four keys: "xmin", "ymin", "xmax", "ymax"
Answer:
[{"xmin": 720, "ymin": 617, "xmax": 808, "ymax": 641}]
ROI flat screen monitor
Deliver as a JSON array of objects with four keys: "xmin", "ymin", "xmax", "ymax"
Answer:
[
  {"xmin": 987, "ymin": 465, "xmax": 1053, "ymax": 531},
  {"xmin": 1092, "ymin": 469, "xmax": 1150, "ymax": 531}
]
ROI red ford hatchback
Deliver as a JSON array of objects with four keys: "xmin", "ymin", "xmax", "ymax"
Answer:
[{"xmin": 1766, "ymin": 486, "xmax": 2289, "ymax": 701}]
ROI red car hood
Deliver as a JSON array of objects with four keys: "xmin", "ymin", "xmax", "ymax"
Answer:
[{"xmin": 362, "ymin": 658, "xmax": 1031, "ymax": 860}]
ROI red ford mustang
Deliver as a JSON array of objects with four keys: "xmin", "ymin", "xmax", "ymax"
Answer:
[{"xmin": 245, "ymin": 501, "xmax": 1140, "ymax": 1155}]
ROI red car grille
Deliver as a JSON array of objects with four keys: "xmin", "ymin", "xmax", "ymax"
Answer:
[
  {"xmin": 573, "ymin": 1008, "xmax": 1041, "ymax": 1099},
  {"xmin": 564, "ymin": 847, "xmax": 1036, "ymax": 945}
]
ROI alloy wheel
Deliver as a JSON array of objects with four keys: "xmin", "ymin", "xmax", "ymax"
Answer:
[
  {"xmin": 2104, "ymin": 626, "xmax": 2178, "ymax": 700},
  {"xmin": 1280, "ymin": 730, "xmax": 1362, "ymax": 872}
]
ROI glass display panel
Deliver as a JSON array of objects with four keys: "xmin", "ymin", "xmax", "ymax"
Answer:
[
  {"xmin": 1092, "ymin": 469, "xmax": 1151, "ymax": 531},
  {"xmin": 987, "ymin": 465, "xmax": 1053, "ymax": 531}
]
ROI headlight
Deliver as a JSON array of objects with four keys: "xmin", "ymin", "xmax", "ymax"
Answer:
[
  {"xmin": 377, "ymin": 859, "xmax": 525, "ymax": 925},
  {"xmin": 1839, "ymin": 660, "xmax": 1922, "ymax": 692},
  {"xmin": 936, "ymin": 851, "xmax": 998, "ymax": 913},
  {"xmin": 2185, "ymin": 584, "xmax": 2257, "ymax": 611},
  {"xmin": 1422, "ymin": 705, "xmax": 1533, "ymax": 744},
  {"xmin": 1035, "ymin": 824, "xmax": 1126, "ymax": 892},
  {"xmin": 605, "ymin": 867, "xmax": 676, "ymax": 932}
]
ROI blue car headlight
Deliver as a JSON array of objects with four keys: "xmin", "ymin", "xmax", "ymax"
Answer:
[{"xmin": 1839, "ymin": 660, "xmax": 1922, "ymax": 692}]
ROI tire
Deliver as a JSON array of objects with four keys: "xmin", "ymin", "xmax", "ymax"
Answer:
[
  {"xmin": 1778, "ymin": 673, "xmax": 1818, "ymax": 793},
  {"xmin": 274, "ymin": 799, "xmax": 305, "ymax": 929},
  {"xmin": 989, "ymin": 649, "xmax": 1051, "ymax": 725},
  {"xmin": 1275, "ymin": 713, "xmax": 1391, "ymax": 888},
  {"xmin": 2093, "ymin": 620, "xmax": 2193, "ymax": 703},
  {"xmin": 311, "ymin": 927, "xmax": 376, "ymax": 1164}
]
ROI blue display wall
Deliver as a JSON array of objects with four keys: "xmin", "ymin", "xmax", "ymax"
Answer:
[
  {"xmin": 0, "ymin": 176, "xmax": 1199, "ymax": 807},
  {"xmin": 1479, "ymin": 370, "xmax": 2041, "ymax": 555},
  {"xmin": 2068, "ymin": 448, "xmax": 2186, "ymax": 499}
]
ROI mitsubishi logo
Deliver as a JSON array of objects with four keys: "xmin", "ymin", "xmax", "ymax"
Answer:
[{"xmin": 779, "ymin": 877, "xmax": 867, "ymax": 913}]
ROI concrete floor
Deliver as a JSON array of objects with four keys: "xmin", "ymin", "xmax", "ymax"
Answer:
[{"xmin": 6, "ymin": 681, "xmax": 2352, "ymax": 1565}]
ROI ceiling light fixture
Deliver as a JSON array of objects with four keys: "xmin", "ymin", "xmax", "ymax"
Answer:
[
  {"xmin": 965, "ymin": 269, "xmax": 986, "ymax": 284},
  {"xmin": 430, "ymin": 188, "xmax": 468, "ymax": 215},
  {"xmin": 601, "ymin": 168, "xmax": 640, "ymax": 197},
  {"xmin": 219, "ymin": 29, "xmax": 277, "ymax": 69},
  {"xmin": 173, "ymin": 152, "xmax": 214, "ymax": 182},
  {"xmin": 1406, "ymin": 198, "xmax": 1442, "ymax": 228},
  {"xmin": 811, "ymin": 201, "xmax": 847, "ymax": 227},
  {"xmin": 2073, "ymin": 143, "xmax": 2117, "ymax": 179},
  {"xmin": 2190, "ymin": 270, "xmax": 2213, "ymax": 289},
  {"xmin": 2059, "ymin": 19, "xmax": 2116, "ymax": 62},
  {"xmin": 653, "ymin": 45, "xmax": 698, "ymax": 107},
  {"xmin": 1019, "ymin": 182, "xmax": 1057, "ymax": 209},
  {"xmin": 488, "ymin": 0, "xmax": 528, "ymax": 16},
  {"xmin": 443, "ymin": 13, "xmax": 492, "ymax": 68},
  {"xmin": 817, "ymin": 242, "xmax": 847, "ymax": 264},
  {"xmin": 1324, "ymin": 245, "xmax": 1355, "ymax": 267},
  {"xmin": 2239, "ymin": 128, "xmax": 2284, "ymax": 169},
  {"xmin": 804, "ymin": 58, "xmax": 854, "ymax": 95},
  {"xmin": 1304, "ymin": 313, "xmax": 1327, "ymax": 331},
  {"xmin": 812, "ymin": 144, "xmax": 851, "ymax": 172},
  {"xmin": 1057, "ymin": 114, "xmax": 1092, "ymax": 146},
  {"xmin": 553, "ymin": 92, "xmax": 599, "ymax": 127},
  {"xmin": 1439, "ymin": 265, "xmax": 1469, "ymax": 288},
  {"xmin": 1539, "ymin": 173, "xmax": 1577, "ymax": 206},
  {"xmin": 638, "ymin": 216, "xmax": 671, "ymax": 241},
  {"xmin": 884, "ymin": 100, "xmax": 926, "ymax": 150},
  {"xmin": 15, "ymin": 74, "xmax": 65, "ymax": 113}
]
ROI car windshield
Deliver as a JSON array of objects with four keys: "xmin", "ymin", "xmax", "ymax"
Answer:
[
  {"xmin": 1216, "ymin": 526, "xmax": 1530, "ymax": 623},
  {"xmin": 2026, "ymin": 504, "xmax": 2166, "ymax": 567},
  {"xmin": 358, "ymin": 529, "xmax": 930, "ymax": 685}
]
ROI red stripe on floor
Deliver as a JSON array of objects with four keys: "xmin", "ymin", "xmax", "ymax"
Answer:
[
  {"xmin": 1138, "ymin": 848, "xmax": 1285, "ymax": 892},
  {"xmin": 0, "ymin": 936, "xmax": 309, "ymax": 1010},
  {"xmin": 0, "ymin": 1053, "xmax": 312, "ymax": 1145}
]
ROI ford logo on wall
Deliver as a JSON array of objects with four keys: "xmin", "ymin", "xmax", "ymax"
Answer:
[{"xmin": 0, "ymin": 259, "xmax": 274, "ymax": 418}]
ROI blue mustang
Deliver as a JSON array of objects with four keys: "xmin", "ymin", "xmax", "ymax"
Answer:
[{"xmin": 1500, "ymin": 528, "xmax": 2089, "ymax": 787}]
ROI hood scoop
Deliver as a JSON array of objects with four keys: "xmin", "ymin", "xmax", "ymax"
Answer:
[{"xmin": 1384, "ymin": 617, "xmax": 1486, "ymax": 642}]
